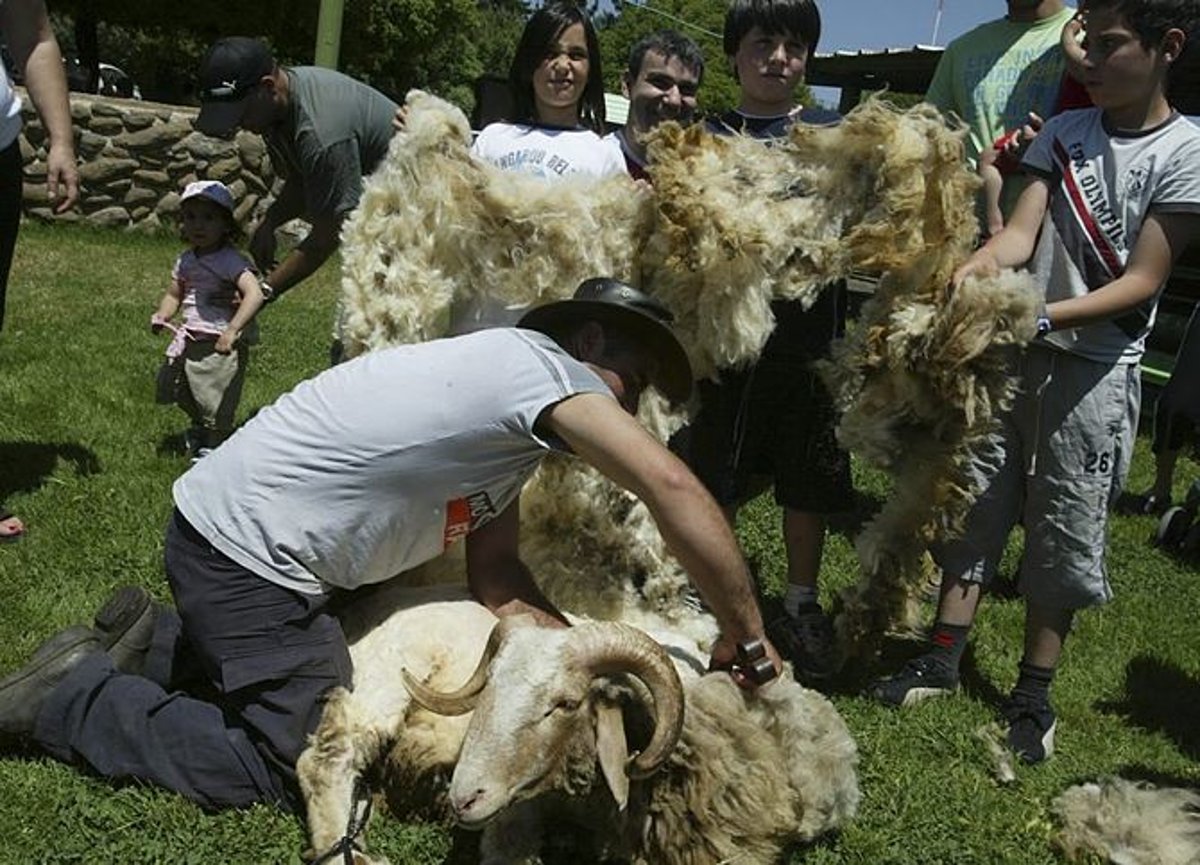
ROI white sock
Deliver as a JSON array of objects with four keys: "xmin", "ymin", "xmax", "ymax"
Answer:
[{"xmin": 785, "ymin": 584, "xmax": 819, "ymax": 618}]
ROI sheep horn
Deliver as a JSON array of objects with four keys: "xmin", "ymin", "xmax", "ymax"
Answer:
[
  {"xmin": 569, "ymin": 622, "xmax": 684, "ymax": 778},
  {"xmin": 402, "ymin": 615, "xmax": 530, "ymax": 716}
]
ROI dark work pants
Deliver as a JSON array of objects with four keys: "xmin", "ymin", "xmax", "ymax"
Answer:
[
  {"xmin": 33, "ymin": 510, "xmax": 353, "ymax": 811},
  {"xmin": 0, "ymin": 139, "xmax": 21, "ymax": 332}
]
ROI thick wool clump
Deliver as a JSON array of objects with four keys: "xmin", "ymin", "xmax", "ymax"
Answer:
[
  {"xmin": 641, "ymin": 100, "xmax": 980, "ymax": 380},
  {"xmin": 339, "ymin": 91, "xmax": 1030, "ymax": 653},
  {"xmin": 637, "ymin": 673, "xmax": 859, "ymax": 865},
  {"xmin": 1053, "ymin": 778, "xmax": 1200, "ymax": 865},
  {"xmin": 339, "ymin": 90, "xmax": 649, "ymax": 355},
  {"xmin": 827, "ymin": 267, "xmax": 1040, "ymax": 653}
]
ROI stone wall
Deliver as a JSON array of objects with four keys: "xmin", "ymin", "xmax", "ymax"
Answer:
[{"xmin": 17, "ymin": 88, "xmax": 276, "ymax": 232}]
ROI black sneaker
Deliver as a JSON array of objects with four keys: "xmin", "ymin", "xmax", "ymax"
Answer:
[
  {"xmin": 1001, "ymin": 692, "xmax": 1056, "ymax": 764},
  {"xmin": 871, "ymin": 653, "xmax": 959, "ymax": 707},
  {"xmin": 767, "ymin": 604, "xmax": 840, "ymax": 682}
]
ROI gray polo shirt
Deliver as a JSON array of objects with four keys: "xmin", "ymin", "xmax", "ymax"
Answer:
[{"xmin": 265, "ymin": 66, "xmax": 398, "ymax": 220}]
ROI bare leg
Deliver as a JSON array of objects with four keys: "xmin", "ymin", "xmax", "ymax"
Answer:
[
  {"xmin": 1021, "ymin": 602, "xmax": 1074, "ymax": 670},
  {"xmin": 782, "ymin": 509, "xmax": 825, "ymax": 591},
  {"xmin": 936, "ymin": 574, "xmax": 983, "ymax": 627},
  {"xmin": 1151, "ymin": 446, "xmax": 1182, "ymax": 502}
]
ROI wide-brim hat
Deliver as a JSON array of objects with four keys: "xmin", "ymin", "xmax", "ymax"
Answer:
[
  {"xmin": 519, "ymin": 277, "xmax": 692, "ymax": 405},
  {"xmin": 195, "ymin": 37, "xmax": 274, "ymax": 137}
]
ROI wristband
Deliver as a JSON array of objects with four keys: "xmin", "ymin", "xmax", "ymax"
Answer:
[
  {"xmin": 260, "ymin": 281, "xmax": 276, "ymax": 303},
  {"xmin": 1035, "ymin": 314, "xmax": 1053, "ymax": 338}
]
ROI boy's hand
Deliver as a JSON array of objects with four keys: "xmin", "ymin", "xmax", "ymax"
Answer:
[
  {"xmin": 215, "ymin": 331, "xmax": 238, "ymax": 354},
  {"xmin": 150, "ymin": 313, "xmax": 167, "ymax": 334},
  {"xmin": 952, "ymin": 250, "xmax": 1000, "ymax": 290},
  {"xmin": 1062, "ymin": 12, "xmax": 1087, "ymax": 67}
]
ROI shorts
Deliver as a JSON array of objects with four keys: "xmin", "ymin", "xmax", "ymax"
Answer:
[
  {"xmin": 678, "ymin": 357, "xmax": 853, "ymax": 513},
  {"xmin": 158, "ymin": 339, "xmax": 249, "ymax": 433},
  {"xmin": 1152, "ymin": 304, "xmax": 1200, "ymax": 455},
  {"xmin": 935, "ymin": 346, "xmax": 1140, "ymax": 609},
  {"xmin": 677, "ymin": 291, "xmax": 852, "ymax": 513}
]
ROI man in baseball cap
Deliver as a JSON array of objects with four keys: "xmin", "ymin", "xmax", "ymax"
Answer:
[
  {"xmin": 195, "ymin": 37, "xmax": 275, "ymax": 137},
  {"xmin": 192, "ymin": 37, "xmax": 397, "ymax": 360}
]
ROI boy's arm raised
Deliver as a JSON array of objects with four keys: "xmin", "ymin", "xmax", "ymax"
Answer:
[
  {"xmin": 1046, "ymin": 211, "xmax": 1200, "ymax": 330},
  {"xmin": 952, "ymin": 177, "xmax": 1050, "ymax": 287}
]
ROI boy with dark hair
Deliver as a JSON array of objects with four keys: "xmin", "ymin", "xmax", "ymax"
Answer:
[
  {"xmin": 679, "ymin": 0, "xmax": 852, "ymax": 684},
  {"xmin": 873, "ymin": 0, "xmax": 1200, "ymax": 765},
  {"xmin": 612, "ymin": 29, "xmax": 705, "ymax": 180}
]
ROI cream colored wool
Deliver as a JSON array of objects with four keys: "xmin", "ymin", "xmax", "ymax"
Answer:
[
  {"xmin": 300, "ymin": 582, "xmax": 857, "ymax": 865},
  {"xmin": 1053, "ymin": 778, "xmax": 1200, "ymax": 865},
  {"xmin": 827, "ymin": 268, "xmax": 1040, "ymax": 653},
  {"xmin": 339, "ymin": 91, "xmax": 1032, "ymax": 655},
  {"xmin": 340, "ymin": 90, "xmax": 648, "ymax": 356}
]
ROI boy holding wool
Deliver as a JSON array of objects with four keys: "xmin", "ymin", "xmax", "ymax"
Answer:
[
  {"xmin": 676, "ymin": 0, "xmax": 852, "ymax": 684},
  {"xmin": 873, "ymin": 0, "xmax": 1200, "ymax": 765}
]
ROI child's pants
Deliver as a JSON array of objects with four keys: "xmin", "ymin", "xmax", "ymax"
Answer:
[{"xmin": 178, "ymin": 340, "xmax": 249, "ymax": 446}]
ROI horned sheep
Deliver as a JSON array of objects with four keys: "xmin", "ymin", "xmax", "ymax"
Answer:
[{"xmin": 297, "ymin": 580, "xmax": 860, "ymax": 865}]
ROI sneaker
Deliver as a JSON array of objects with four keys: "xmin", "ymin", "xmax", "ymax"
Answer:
[
  {"xmin": 767, "ymin": 604, "xmax": 840, "ymax": 681},
  {"xmin": 871, "ymin": 653, "xmax": 959, "ymax": 707},
  {"xmin": 1001, "ymin": 692, "xmax": 1056, "ymax": 764}
]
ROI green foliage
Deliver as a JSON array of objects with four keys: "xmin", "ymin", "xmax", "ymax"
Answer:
[
  {"xmin": 46, "ymin": 0, "xmax": 533, "ymax": 115},
  {"xmin": 1, "ymin": 221, "xmax": 1199, "ymax": 862}
]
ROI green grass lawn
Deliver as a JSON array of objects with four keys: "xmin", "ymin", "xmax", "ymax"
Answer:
[{"xmin": 1, "ymin": 221, "xmax": 1197, "ymax": 864}]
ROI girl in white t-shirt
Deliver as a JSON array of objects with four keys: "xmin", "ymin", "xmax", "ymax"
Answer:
[
  {"xmin": 151, "ymin": 180, "xmax": 265, "ymax": 459},
  {"xmin": 470, "ymin": 1, "xmax": 624, "ymax": 181}
]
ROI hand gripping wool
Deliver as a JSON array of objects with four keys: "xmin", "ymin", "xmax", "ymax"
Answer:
[{"xmin": 338, "ymin": 90, "xmax": 1041, "ymax": 657}]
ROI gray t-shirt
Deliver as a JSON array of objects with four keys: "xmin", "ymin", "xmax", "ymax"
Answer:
[
  {"xmin": 1023, "ymin": 109, "xmax": 1200, "ymax": 364},
  {"xmin": 266, "ymin": 66, "xmax": 398, "ymax": 220},
  {"xmin": 173, "ymin": 329, "xmax": 612, "ymax": 594}
]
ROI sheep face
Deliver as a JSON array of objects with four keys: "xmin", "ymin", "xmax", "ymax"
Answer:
[
  {"xmin": 448, "ymin": 629, "xmax": 605, "ymax": 826},
  {"xmin": 404, "ymin": 620, "xmax": 685, "ymax": 830}
]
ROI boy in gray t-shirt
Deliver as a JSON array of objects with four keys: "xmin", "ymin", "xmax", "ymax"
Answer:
[{"xmin": 872, "ymin": 0, "xmax": 1200, "ymax": 765}]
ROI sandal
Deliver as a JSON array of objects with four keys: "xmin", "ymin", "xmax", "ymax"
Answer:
[{"xmin": 0, "ymin": 510, "xmax": 25, "ymax": 544}]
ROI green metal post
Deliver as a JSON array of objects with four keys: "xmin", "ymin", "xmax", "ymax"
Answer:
[{"xmin": 315, "ymin": 0, "xmax": 346, "ymax": 69}]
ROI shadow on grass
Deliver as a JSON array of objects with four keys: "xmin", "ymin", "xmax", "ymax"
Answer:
[
  {"xmin": 0, "ymin": 441, "xmax": 100, "ymax": 499},
  {"xmin": 1096, "ymin": 655, "xmax": 1200, "ymax": 760}
]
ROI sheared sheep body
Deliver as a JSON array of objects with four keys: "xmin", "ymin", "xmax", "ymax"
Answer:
[{"xmin": 297, "ymin": 580, "xmax": 858, "ymax": 865}]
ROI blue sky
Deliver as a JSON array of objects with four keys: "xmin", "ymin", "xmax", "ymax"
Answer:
[
  {"xmin": 598, "ymin": 1, "xmax": 1003, "ymax": 51},
  {"xmin": 814, "ymin": 0, "xmax": 1001, "ymax": 104}
]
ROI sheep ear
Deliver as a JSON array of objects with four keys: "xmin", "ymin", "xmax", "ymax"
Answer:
[{"xmin": 595, "ymin": 703, "xmax": 630, "ymax": 811}]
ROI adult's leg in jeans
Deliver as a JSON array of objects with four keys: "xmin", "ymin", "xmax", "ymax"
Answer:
[
  {"xmin": 1, "ymin": 143, "xmax": 23, "ymax": 538},
  {"xmin": 33, "ymin": 512, "xmax": 352, "ymax": 811},
  {"xmin": 0, "ymin": 140, "xmax": 21, "ymax": 332}
]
